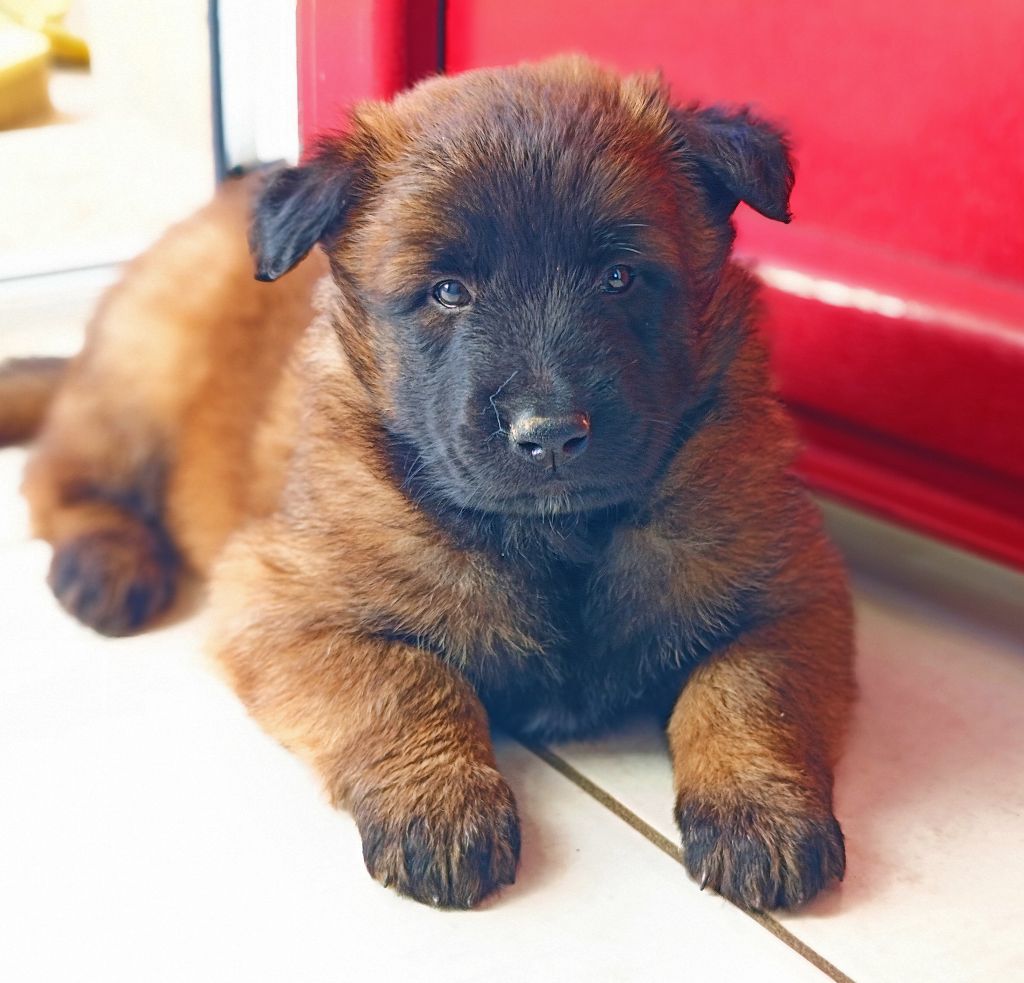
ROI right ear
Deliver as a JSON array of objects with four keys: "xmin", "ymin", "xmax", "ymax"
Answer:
[
  {"xmin": 249, "ymin": 149, "xmax": 356, "ymax": 282},
  {"xmin": 671, "ymin": 106, "xmax": 794, "ymax": 225}
]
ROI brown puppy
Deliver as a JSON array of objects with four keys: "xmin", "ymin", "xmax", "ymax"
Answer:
[{"xmin": 3, "ymin": 57, "xmax": 854, "ymax": 911}]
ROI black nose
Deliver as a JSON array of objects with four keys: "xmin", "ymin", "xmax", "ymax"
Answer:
[{"xmin": 508, "ymin": 411, "xmax": 591, "ymax": 467}]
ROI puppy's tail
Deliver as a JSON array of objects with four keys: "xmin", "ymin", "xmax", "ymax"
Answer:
[{"xmin": 0, "ymin": 356, "xmax": 69, "ymax": 446}]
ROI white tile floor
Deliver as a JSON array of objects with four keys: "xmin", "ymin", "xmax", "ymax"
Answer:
[{"xmin": 2, "ymin": 395, "xmax": 1022, "ymax": 981}]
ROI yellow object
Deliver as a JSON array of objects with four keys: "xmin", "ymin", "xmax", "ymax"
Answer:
[
  {"xmin": 0, "ymin": 1, "xmax": 88, "ymax": 67},
  {"xmin": 0, "ymin": 21, "xmax": 51, "ymax": 129},
  {"xmin": 42, "ymin": 21, "xmax": 87, "ymax": 66}
]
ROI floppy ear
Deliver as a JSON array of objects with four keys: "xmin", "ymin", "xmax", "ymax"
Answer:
[
  {"xmin": 249, "ymin": 150, "xmax": 356, "ymax": 282},
  {"xmin": 674, "ymin": 106, "xmax": 794, "ymax": 224}
]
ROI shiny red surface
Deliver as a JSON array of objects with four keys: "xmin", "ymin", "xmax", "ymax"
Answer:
[
  {"xmin": 297, "ymin": 1, "xmax": 1024, "ymax": 567},
  {"xmin": 738, "ymin": 227, "xmax": 1024, "ymax": 483}
]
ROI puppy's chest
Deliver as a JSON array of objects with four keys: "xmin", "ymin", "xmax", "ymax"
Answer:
[{"xmin": 449, "ymin": 537, "xmax": 749, "ymax": 738}]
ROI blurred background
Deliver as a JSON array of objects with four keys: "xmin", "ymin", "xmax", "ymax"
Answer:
[{"xmin": 0, "ymin": 0, "xmax": 296, "ymax": 278}]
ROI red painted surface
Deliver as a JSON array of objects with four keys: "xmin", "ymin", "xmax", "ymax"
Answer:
[
  {"xmin": 738, "ymin": 227, "xmax": 1024, "ymax": 483},
  {"xmin": 794, "ymin": 416, "xmax": 1024, "ymax": 569},
  {"xmin": 297, "ymin": 1, "xmax": 1024, "ymax": 567},
  {"xmin": 297, "ymin": 0, "xmax": 439, "ymax": 152}
]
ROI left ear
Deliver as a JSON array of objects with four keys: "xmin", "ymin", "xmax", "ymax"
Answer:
[
  {"xmin": 249, "ymin": 145, "xmax": 357, "ymax": 282},
  {"xmin": 672, "ymin": 106, "xmax": 795, "ymax": 224}
]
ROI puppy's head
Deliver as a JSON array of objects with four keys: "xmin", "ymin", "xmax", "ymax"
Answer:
[{"xmin": 250, "ymin": 57, "xmax": 793, "ymax": 518}]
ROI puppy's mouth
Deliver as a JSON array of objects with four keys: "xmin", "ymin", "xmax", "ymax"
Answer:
[
  {"xmin": 459, "ymin": 477, "xmax": 641, "ymax": 518},
  {"xmin": 439, "ymin": 432, "xmax": 656, "ymax": 516},
  {"xmin": 390, "ymin": 430, "xmax": 650, "ymax": 520}
]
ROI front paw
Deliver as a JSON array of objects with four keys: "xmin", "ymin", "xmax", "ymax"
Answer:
[
  {"xmin": 354, "ymin": 764, "xmax": 521, "ymax": 909},
  {"xmin": 675, "ymin": 793, "xmax": 845, "ymax": 911}
]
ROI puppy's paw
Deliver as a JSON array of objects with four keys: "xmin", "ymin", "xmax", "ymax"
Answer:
[
  {"xmin": 675, "ymin": 792, "xmax": 845, "ymax": 911},
  {"xmin": 48, "ymin": 525, "xmax": 178, "ymax": 636},
  {"xmin": 355, "ymin": 764, "xmax": 520, "ymax": 909}
]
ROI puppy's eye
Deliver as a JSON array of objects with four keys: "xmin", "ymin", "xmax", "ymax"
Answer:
[
  {"xmin": 602, "ymin": 266, "xmax": 634, "ymax": 294},
  {"xmin": 432, "ymin": 279, "xmax": 472, "ymax": 308}
]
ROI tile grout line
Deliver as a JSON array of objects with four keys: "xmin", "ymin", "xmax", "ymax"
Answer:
[{"xmin": 521, "ymin": 741, "xmax": 856, "ymax": 983}]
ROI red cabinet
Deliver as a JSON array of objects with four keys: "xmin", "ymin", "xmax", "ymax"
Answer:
[{"xmin": 298, "ymin": 0, "xmax": 1024, "ymax": 567}]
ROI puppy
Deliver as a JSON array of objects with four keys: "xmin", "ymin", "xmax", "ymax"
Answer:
[{"xmin": 2, "ymin": 57, "xmax": 854, "ymax": 911}]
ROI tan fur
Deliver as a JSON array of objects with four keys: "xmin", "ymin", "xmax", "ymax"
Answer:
[{"xmin": 24, "ymin": 177, "xmax": 322, "ymax": 567}]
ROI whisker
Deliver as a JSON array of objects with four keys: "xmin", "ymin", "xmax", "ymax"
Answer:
[
  {"xmin": 400, "ymin": 454, "xmax": 427, "ymax": 489},
  {"xmin": 487, "ymin": 370, "xmax": 519, "ymax": 434}
]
